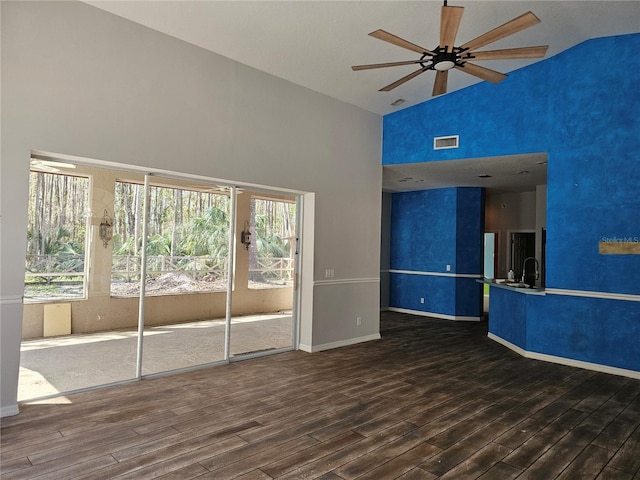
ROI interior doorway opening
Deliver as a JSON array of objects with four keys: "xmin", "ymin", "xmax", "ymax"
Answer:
[
  {"xmin": 510, "ymin": 231, "xmax": 536, "ymax": 285},
  {"xmin": 483, "ymin": 232, "xmax": 497, "ymax": 280}
]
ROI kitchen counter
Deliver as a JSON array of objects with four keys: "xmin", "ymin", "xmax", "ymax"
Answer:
[{"xmin": 480, "ymin": 279, "xmax": 546, "ymax": 352}]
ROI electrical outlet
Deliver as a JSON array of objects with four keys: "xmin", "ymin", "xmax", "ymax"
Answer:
[
  {"xmin": 446, "ymin": 264, "xmax": 451, "ymax": 271},
  {"xmin": 325, "ymin": 268, "xmax": 334, "ymax": 278},
  {"xmin": 420, "ymin": 298, "xmax": 424, "ymax": 304},
  {"xmin": 356, "ymin": 316, "xmax": 362, "ymax": 326}
]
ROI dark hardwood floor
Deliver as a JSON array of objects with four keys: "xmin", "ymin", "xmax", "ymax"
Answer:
[{"xmin": 2, "ymin": 311, "xmax": 640, "ymax": 479}]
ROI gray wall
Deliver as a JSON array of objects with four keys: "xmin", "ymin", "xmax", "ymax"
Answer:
[{"xmin": 1, "ymin": 1, "xmax": 382, "ymax": 415}]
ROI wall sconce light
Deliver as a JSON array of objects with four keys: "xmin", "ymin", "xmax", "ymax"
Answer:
[
  {"xmin": 240, "ymin": 220, "xmax": 251, "ymax": 250},
  {"xmin": 99, "ymin": 209, "xmax": 113, "ymax": 248}
]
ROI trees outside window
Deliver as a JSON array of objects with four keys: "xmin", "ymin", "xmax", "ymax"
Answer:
[
  {"xmin": 110, "ymin": 182, "xmax": 230, "ymax": 296},
  {"xmin": 24, "ymin": 174, "xmax": 293, "ymax": 300},
  {"xmin": 248, "ymin": 198, "xmax": 296, "ymax": 289},
  {"xmin": 24, "ymin": 171, "xmax": 90, "ymax": 301}
]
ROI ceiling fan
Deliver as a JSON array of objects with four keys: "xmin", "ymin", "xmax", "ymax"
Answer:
[{"xmin": 352, "ymin": 1, "xmax": 548, "ymax": 96}]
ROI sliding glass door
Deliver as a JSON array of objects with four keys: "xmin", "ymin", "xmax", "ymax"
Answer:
[
  {"xmin": 19, "ymin": 160, "xmax": 299, "ymax": 401},
  {"xmin": 229, "ymin": 195, "xmax": 297, "ymax": 358},
  {"xmin": 135, "ymin": 177, "xmax": 231, "ymax": 375}
]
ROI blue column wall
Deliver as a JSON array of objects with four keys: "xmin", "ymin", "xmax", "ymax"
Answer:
[
  {"xmin": 456, "ymin": 187, "xmax": 484, "ymax": 274},
  {"xmin": 390, "ymin": 187, "xmax": 483, "ymax": 318},
  {"xmin": 390, "ymin": 189, "xmax": 458, "ymax": 272},
  {"xmin": 384, "ymin": 33, "xmax": 640, "ymax": 372}
]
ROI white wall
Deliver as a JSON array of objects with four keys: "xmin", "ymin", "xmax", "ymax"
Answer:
[
  {"xmin": 0, "ymin": 1, "xmax": 382, "ymax": 415},
  {"xmin": 485, "ymin": 191, "xmax": 538, "ymax": 279},
  {"xmin": 380, "ymin": 192, "xmax": 392, "ymax": 310}
]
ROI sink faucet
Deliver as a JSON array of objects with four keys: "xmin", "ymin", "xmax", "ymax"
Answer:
[{"xmin": 521, "ymin": 257, "xmax": 539, "ymax": 284}]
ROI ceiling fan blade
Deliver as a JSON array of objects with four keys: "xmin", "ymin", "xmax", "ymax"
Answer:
[
  {"xmin": 440, "ymin": 5, "xmax": 464, "ymax": 52},
  {"xmin": 351, "ymin": 60, "xmax": 425, "ymax": 71},
  {"xmin": 460, "ymin": 12, "xmax": 541, "ymax": 52},
  {"xmin": 369, "ymin": 29, "xmax": 436, "ymax": 56},
  {"xmin": 379, "ymin": 66, "xmax": 430, "ymax": 92},
  {"xmin": 432, "ymin": 70, "xmax": 448, "ymax": 96},
  {"xmin": 455, "ymin": 62, "xmax": 507, "ymax": 84},
  {"xmin": 469, "ymin": 45, "xmax": 548, "ymax": 61}
]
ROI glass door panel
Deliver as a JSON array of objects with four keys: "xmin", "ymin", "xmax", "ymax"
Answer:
[
  {"xmin": 140, "ymin": 178, "xmax": 230, "ymax": 374},
  {"xmin": 230, "ymin": 194, "xmax": 296, "ymax": 358}
]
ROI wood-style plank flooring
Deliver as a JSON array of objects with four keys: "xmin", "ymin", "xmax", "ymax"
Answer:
[{"xmin": 2, "ymin": 311, "xmax": 640, "ymax": 479}]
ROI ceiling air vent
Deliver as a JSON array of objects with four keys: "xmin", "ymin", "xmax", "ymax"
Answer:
[{"xmin": 434, "ymin": 135, "xmax": 459, "ymax": 150}]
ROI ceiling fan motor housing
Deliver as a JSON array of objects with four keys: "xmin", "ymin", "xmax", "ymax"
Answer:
[
  {"xmin": 422, "ymin": 46, "xmax": 468, "ymax": 71},
  {"xmin": 433, "ymin": 52, "xmax": 458, "ymax": 70}
]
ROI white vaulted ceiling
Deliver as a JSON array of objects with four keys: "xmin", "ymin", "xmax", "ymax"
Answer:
[
  {"xmin": 86, "ymin": 1, "xmax": 639, "ymax": 116},
  {"xmin": 84, "ymin": 1, "xmax": 638, "ymax": 192}
]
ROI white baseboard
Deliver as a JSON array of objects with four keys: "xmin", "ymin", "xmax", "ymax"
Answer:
[
  {"xmin": 388, "ymin": 307, "xmax": 481, "ymax": 322},
  {"xmin": 1, "ymin": 404, "xmax": 20, "ymax": 417},
  {"xmin": 488, "ymin": 333, "xmax": 640, "ymax": 380},
  {"xmin": 299, "ymin": 333, "xmax": 381, "ymax": 353},
  {"xmin": 487, "ymin": 333, "xmax": 528, "ymax": 356}
]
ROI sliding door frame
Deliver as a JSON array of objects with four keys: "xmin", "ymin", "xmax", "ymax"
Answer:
[{"xmin": 21, "ymin": 150, "xmax": 307, "ymax": 399}]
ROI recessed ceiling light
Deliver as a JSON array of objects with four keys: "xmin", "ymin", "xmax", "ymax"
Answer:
[
  {"xmin": 390, "ymin": 98, "xmax": 405, "ymax": 106},
  {"xmin": 536, "ymin": 160, "xmax": 548, "ymax": 165},
  {"xmin": 477, "ymin": 174, "xmax": 492, "ymax": 178},
  {"xmin": 518, "ymin": 170, "xmax": 530, "ymax": 175}
]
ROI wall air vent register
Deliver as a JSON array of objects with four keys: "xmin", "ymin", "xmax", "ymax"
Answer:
[{"xmin": 434, "ymin": 135, "xmax": 459, "ymax": 150}]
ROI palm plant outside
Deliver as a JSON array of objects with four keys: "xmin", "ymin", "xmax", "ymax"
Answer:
[{"xmin": 26, "ymin": 173, "xmax": 294, "ymax": 299}]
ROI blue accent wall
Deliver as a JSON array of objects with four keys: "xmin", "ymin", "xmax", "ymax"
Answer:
[
  {"xmin": 488, "ymin": 287, "xmax": 528, "ymax": 348},
  {"xmin": 544, "ymin": 35, "xmax": 640, "ymax": 294},
  {"xmin": 490, "ymin": 287, "xmax": 639, "ymax": 373},
  {"xmin": 528, "ymin": 295, "xmax": 640, "ymax": 372},
  {"xmin": 384, "ymin": 34, "xmax": 640, "ymax": 372},
  {"xmin": 390, "ymin": 187, "xmax": 483, "ymax": 318}
]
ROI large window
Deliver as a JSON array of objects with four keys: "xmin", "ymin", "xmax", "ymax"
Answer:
[
  {"xmin": 24, "ymin": 170, "xmax": 89, "ymax": 301},
  {"xmin": 248, "ymin": 197, "xmax": 296, "ymax": 289},
  {"xmin": 111, "ymin": 182, "xmax": 230, "ymax": 296}
]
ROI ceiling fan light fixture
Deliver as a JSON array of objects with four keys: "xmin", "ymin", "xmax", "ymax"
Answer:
[
  {"xmin": 432, "ymin": 50, "xmax": 459, "ymax": 71},
  {"xmin": 434, "ymin": 60, "xmax": 456, "ymax": 71}
]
